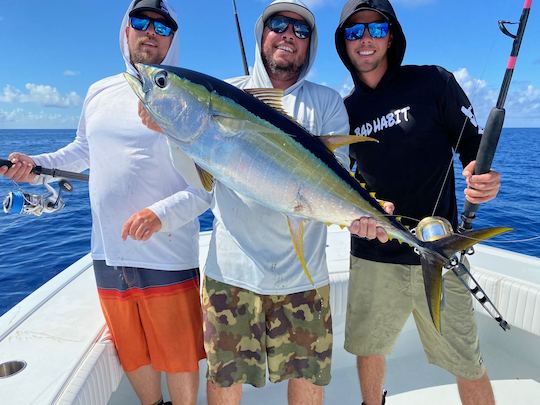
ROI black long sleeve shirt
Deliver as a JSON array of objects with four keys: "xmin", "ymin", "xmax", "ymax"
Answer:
[{"xmin": 345, "ymin": 65, "xmax": 482, "ymax": 264}]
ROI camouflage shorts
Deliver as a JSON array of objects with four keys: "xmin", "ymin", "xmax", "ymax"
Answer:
[{"xmin": 202, "ymin": 276, "xmax": 333, "ymax": 388}]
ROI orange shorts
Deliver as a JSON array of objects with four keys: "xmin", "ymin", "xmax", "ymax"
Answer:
[{"xmin": 93, "ymin": 261, "xmax": 206, "ymax": 373}]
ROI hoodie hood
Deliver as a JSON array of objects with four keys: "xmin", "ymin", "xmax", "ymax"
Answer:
[
  {"xmin": 120, "ymin": 0, "xmax": 180, "ymax": 77},
  {"xmin": 245, "ymin": 0, "xmax": 318, "ymax": 93},
  {"xmin": 335, "ymin": 0, "xmax": 406, "ymax": 84}
]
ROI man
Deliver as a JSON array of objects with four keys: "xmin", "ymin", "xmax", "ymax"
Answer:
[
  {"xmin": 334, "ymin": 1, "xmax": 501, "ymax": 404},
  {"xmin": 201, "ymin": 1, "xmax": 388, "ymax": 404},
  {"xmin": 0, "ymin": 1, "xmax": 210, "ymax": 404}
]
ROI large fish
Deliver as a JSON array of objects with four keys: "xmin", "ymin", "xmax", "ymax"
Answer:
[{"xmin": 125, "ymin": 64, "xmax": 510, "ymax": 333}]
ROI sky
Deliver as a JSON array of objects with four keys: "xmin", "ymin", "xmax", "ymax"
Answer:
[{"xmin": 0, "ymin": 0, "xmax": 539, "ymax": 129}]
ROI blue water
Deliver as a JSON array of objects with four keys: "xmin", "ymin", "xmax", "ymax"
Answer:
[{"xmin": 1, "ymin": 129, "xmax": 539, "ymax": 316}]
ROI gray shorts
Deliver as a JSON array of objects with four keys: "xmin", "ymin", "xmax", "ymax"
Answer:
[{"xmin": 345, "ymin": 256, "xmax": 486, "ymax": 380}]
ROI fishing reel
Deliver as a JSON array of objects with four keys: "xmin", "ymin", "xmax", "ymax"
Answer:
[
  {"xmin": 3, "ymin": 179, "xmax": 73, "ymax": 216},
  {"xmin": 415, "ymin": 216, "xmax": 454, "ymax": 242}
]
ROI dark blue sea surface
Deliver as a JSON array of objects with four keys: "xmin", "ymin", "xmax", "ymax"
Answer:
[
  {"xmin": 1, "ymin": 128, "xmax": 539, "ymax": 316},
  {"xmin": 0, "ymin": 129, "xmax": 213, "ymax": 316}
]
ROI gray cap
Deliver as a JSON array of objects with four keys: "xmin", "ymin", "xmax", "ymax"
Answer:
[
  {"xmin": 261, "ymin": 1, "xmax": 315, "ymax": 30},
  {"xmin": 129, "ymin": 0, "xmax": 178, "ymax": 31}
]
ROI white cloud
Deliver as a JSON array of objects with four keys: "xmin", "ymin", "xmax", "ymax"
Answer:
[
  {"xmin": 453, "ymin": 67, "xmax": 540, "ymax": 125},
  {"xmin": 0, "ymin": 108, "xmax": 23, "ymax": 122},
  {"xmin": 0, "ymin": 108, "xmax": 79, "ymax": 128},
  {"xmin": 63, "ymin": 70, "xmax": 80, "ymax": 77},
  {"xmin": 338, "ymin": 77, "xmax": 354, "ymax": 97},
  {"xmin": 0, "ymin": 83, "xmax": 82, "ymax": 108}
]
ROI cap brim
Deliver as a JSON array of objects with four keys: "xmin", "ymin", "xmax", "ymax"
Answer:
[{"xmin": 262, "ymin": 3, "xmax": 315, "ymax": 29}]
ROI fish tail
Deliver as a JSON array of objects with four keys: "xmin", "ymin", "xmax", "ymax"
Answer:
[{"xmin": 419, "ymin": 227, "xmax": 511, "ymax": 334}]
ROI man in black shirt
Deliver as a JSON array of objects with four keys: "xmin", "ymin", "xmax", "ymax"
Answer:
[{"xmin": 334, "ymin": 1, "xmax": 501, "ymax": 404}]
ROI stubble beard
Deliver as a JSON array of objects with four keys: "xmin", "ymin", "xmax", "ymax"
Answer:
[
  {"xmin": 262, "ymin": 52, "xmax": 304, "ymax": 79},
  {"xmin": 129, "ymin": 41, "xmax": 164, "ymax": 65}
]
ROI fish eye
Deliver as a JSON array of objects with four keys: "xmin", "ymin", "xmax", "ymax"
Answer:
[{"xmin": 154, "ymin": 71, "xmax": 168, "ymax": 88}]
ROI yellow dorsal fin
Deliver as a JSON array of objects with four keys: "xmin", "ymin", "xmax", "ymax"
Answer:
[
  {"xmin": 360, "ymin": 183, "xmax": 367, "ymax": 189},
  {"xmin": 318, "ymin": 135, "xmax": 378, "ymax": 152},
  {"xmin": 195, "ymin": 164, "xmax": 215, "ymax": 192},
  {"xmin": 370, "ymin": 192, "xmax": 377, "ymax": 199},
  {"xmin": 244, "ymin": 88, "xmax": 290, "ymax": 116}
]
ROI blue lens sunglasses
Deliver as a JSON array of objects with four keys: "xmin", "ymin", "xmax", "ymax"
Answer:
[
  {"xmin": 344, "ymin": 21, "xmax": 390, "ymax": 41},
  {"xmin": 265, "ymin": 15, "xmax": 312, "ymax": 39},
  {"xmin": 130, "ymin": 15, "xmax": 174, "ymax": 37}
]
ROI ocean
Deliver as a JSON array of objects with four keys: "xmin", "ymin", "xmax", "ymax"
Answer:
[{"xmin": 1, "ymin": 128, "xmax": 539, "ymax": 316}]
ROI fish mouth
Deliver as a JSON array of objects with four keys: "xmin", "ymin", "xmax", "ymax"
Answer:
[
  {"xmin": 124, "ymin": 72, "xmax": 145, "ymax": 102},
  {"xmin": 124, "ymin": 63, "xmax": 162, "ymax": 102}
]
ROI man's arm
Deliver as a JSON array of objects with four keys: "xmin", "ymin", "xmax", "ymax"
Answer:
[
  {"xmin": 440, "ymin": 69, "xmax": 501, "ymax": 204},
  {"xmin": 121, "ymin": 186, "xmax": 211, "ymax": 241}
]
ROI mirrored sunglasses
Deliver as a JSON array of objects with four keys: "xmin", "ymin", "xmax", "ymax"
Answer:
[
  {"xmin": 265, "ymin": 15, "xmax": 312, "ymax": 40},
  {"xmin": 344, "ymin": 21, "xmax": 390, "ymax": 41},
  {"xmin": 130, "ymin": 15, "xmax": 174, "ymax": 37}
]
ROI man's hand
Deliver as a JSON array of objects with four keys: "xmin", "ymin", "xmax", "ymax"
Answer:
[
  {"xmin": 0, "ymin": 153, "xmax": 37, "ymax": 183},
  {"xmin": 138, "ymin": 101, "xmax": 164, "ymax": 133},
  {"xmin": 462, "ymin": 160, "xmax": 500, "ymax": 204},
  {"xmin": 121, "ymin": 208, "xmax": 162, "ymax": 241},
  {"xmin": 349, "ymin": 201, "xmax": 394, "ymax": 243}
]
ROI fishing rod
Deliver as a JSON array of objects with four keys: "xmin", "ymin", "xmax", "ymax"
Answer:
[
  {"xmin": 232, "ymin": 0, "xmax": 250, "ymax": 76},
  {"xmin": 1, "ymin": 158, "xmax": 89, "ymax": 216},
  {"xmin": 0, "ymin": 159, "xmax": 89, "ymax": 182},
  {"xmin": 446, "ymin": 0, "xmax": 532, "ymax": 331},
  {"xmin": 418, "ymin": 1, "xmax": 532, "ymax": 331},
  {"xmin": 459, "ymin": 0, "xmax": 532, "ymax": 232}
]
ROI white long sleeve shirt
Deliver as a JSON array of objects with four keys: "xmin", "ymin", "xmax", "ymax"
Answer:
[
  {"xmin": 203, "ymin": 0, "xmax": 350, "ymax": 294},
  {"xmin": 33, "ymin": 74, "xmax": 211, "ymax": 270}
]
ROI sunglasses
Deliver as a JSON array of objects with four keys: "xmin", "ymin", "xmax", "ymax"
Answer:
[
  {"xmin": 130, "ymin": 15, "xmax": 174, "ymax": 37},
  {"xmin": 265, "ymin": 15, "xmax": 312, "ymax": 40},
  {"xmin": 344, "ymin": 21, "xmax": 390, "ymax": 41}
]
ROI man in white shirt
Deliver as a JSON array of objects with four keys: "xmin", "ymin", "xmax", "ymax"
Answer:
[{"xmin": 0, "ymin": 1, "xmax": 210, "ymax": 404}]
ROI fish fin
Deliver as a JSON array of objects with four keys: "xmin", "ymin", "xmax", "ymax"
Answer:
[
  {"xmin": 419, "ymin": 226, "xmax": 512, "ymax": 333},
  {"xmin": 167, "ymin": 139, "xmax": 206, "ymax": 190},
  {"xmin": 244, "ymin": 88, "xmax": 299, "ymax": 122},
  {"xmin": 195, "ymin": 164, "xmax": 215, "ymax": 192},
  {"xmin": 211, "ymin": 114, "xmax": 276, "ymax": 137},
  {"xmin": 244, "ymin": 88, "xmax": 285, "ymax": 112},
  {"xmin": 286, "ymin": 216, "xmax": 314, "ymax": 286},
  {"xmin": 318, "ymin": 135, "xmax": 378, "ymax": 152}
]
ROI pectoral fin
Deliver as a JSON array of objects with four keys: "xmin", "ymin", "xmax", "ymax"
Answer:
[
  {"xmin": 318, "ymin": 135, "xmax": 378, "ymax": 152},
  {"xmin": 167, "ymin": 139, "xmax": 206, "ymax": 190},
  {"xmin": 195, "ymin": 165, "xmax": 215, "ymax": 192},
  {"xmin": 211, "ymin": 114, "xmax": 277, "ymax": 137},
  {"xmin": 286, "ymin": 216, "xmax": 314, "ymax": 285}
]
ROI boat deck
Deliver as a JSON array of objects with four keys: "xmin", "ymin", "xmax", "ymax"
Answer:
[{"xmin": 1, "ymin": 227, "xmax": 540, "ymax": 404}]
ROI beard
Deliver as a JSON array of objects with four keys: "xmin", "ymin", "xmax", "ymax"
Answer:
[
  {"xmin": 129, "ymin": 40, "xmax": 166, "ymax": 65},
  {"xmin": 262, "ymin": 52, "xmax": 305, "ymax": 77}
]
